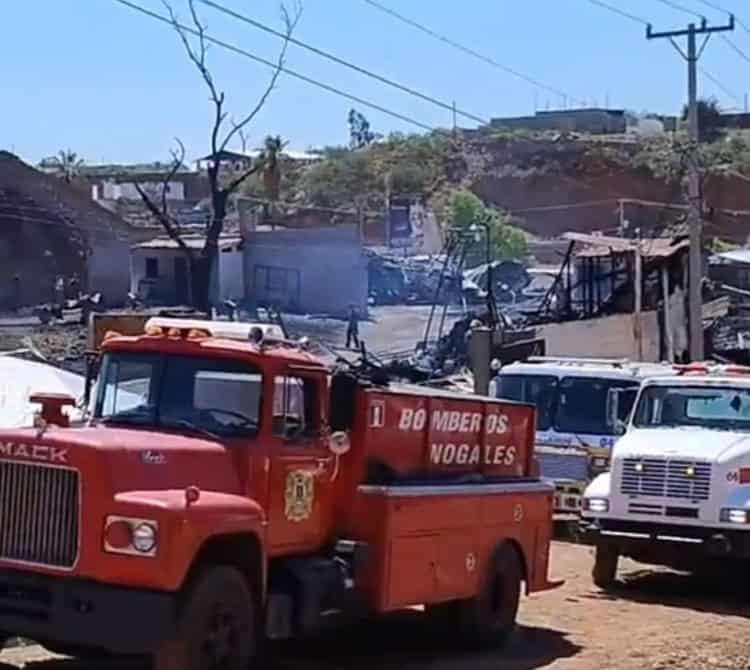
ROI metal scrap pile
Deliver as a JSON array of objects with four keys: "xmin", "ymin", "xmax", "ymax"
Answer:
[
  {"xmin": 366, "ymin": 249, "xmax": 557, "ymax": 313},
  {"xmin": 366, "ymin": 250, "xmax": 463, "ymax": 306}
]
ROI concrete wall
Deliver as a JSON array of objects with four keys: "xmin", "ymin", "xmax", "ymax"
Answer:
[
  {"xmin": 131, "ymin": 245, "xmax": 243, "ymax": 306},
  {"xmin": 539, "ymin": 311, "xmax": 661, "ymax": 362},
  {"xmin": 88, "ymin": 235, "xmax": 130, "ymax": 306},
  {"xmin": 490, "ymin": 109, "xmax": 626, "ymax": 135},
  {"xmin": 217, "ymin": 247, "xmax": 244, "ymax": 302},
  {"xmin": 244, "ymin": 226, "xmax": 367, "ymax": 315}
]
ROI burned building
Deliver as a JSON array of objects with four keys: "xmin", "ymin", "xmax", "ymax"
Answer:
[{"xmin": 0, "ymin": 151, "xmax": 134, "ymax": 308}]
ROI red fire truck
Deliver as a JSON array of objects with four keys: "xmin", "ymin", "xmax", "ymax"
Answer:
[{"xmin": 0, "ymin": 318, "xmax": 559, "ymax": 669}]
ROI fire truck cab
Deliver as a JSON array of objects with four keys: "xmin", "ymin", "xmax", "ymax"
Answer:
[
  {"xmin": 583, "ymin": 362, "xmax": 750, "ymax": 587},
  {"xmin": 0, "ymin": 319, "xmax": 558, "ymax": 669}
]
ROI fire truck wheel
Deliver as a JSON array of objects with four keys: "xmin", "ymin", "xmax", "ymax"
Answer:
[
  {"xmin": 592, "ymin": 543, "xmax": 619, "ymax": 589},
  {"xmin": 457, "ymin": 543, "xmax": 522, "ymax": 645},
  {"xmin": 154, "ymin": 565, "xmax": 256, "ymax": 670}
]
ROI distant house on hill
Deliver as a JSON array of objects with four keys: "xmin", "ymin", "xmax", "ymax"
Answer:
[{"xmin": 0, "ymin": 151, "xmax": 136, "ymax": 308}]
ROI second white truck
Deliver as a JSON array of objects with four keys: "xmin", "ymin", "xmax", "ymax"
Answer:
[{"xmin": 582, "ymin": 363, "xmax": 750, "ymax": 587}]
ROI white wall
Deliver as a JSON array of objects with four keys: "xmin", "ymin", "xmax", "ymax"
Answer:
[
  {"xmin": 539, "ymin": 311, "xmax": 662, "ymax": 362},
  {"xmin": 100, "ymin": 181, "xmax": 185, "ymax": 201},
  {"xmin": 217, "ymin": 248, "xmax": 244, "ymax": 302}
]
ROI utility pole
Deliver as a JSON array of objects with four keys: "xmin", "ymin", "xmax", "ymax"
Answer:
[{"xmin": 647, "ymin": 16, "xmax": 734, "ymax": 362}]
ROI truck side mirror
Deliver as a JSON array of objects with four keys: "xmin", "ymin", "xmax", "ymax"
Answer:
[{"xmin": 606, "ymin": 388, "xmax": 622, "ymax": 431}]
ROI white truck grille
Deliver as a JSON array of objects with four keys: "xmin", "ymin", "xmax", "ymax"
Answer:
[
  {"xmin": 621, "ymin": 457, "xmax": 711, "ymax": 501},
  {"xmin": 0, "ymin": 461, "xmax": 80, "ymax": 568}
]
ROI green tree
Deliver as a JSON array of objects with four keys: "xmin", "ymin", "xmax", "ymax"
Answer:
[
  {"xmin": 681, "ymin": 97, "xmax": 723, "ymax": 143},
  {"xmin": 447, "ymin": 190, "xmax": 528, "ymax": 263}
]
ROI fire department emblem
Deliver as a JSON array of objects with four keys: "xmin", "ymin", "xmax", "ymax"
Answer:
[{"xmin": 284, "ymin": 470, "xmax": 315, "ymax": 522}]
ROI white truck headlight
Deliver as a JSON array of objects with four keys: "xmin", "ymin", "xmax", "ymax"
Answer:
[
  {"xmin": 104, "ymin": 516, "xmax": 159, "ymax": 557},
  {"xmin": 583, "ymin": 497, "xmax": 609, "ymax": 513},
  {"xmin": 720, "ymin": 508, "xmax": 750, "ymax": 525}
]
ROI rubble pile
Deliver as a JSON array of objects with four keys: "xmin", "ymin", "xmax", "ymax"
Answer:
[
  {"xmin": 366, "ymin": 249, "xmax": 556, "ymax": 311},
  {"xmin": 0, "ymin": 324, "xmax": 88, "ymax": 375}
]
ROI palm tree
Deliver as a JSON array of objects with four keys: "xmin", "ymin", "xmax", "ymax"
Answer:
[
  {"xmin": 262, "ymin": 135, "xmax": 283, "ymax": 204},
  {"xmin": 51, "ymin": 149, "xmax": 84, "ymax": 183},
  {"xmin": 260, "ymin": 136, "xmax": 284, "ymax": 224}
]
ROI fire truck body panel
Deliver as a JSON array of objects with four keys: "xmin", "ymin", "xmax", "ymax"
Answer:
[
  {"xmin": 0, "ymin": 323, "xmax": 558, "ymax": 663},
  {"xmin": 348, "ymin": 481, "xmax": 555, "ymax": 612}
]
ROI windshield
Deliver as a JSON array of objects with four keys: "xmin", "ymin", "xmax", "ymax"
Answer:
[
  {"xmin": 633, "ymin": 384, "xmax": 750, "ymax": 432},
  {"xmin": 498, "ymin": 373, "xmax": 638, "ymax": 436},
  {"xmin": 496, "ymin": 374, "xmax": 557, "ymax": 431},
  {"xmin": 556, "ymin": 377, "xmax": 639, "ymax": 435},
  {"xmin": 94, "ymin": 352, "xmax": 262, "ymax": 439}
]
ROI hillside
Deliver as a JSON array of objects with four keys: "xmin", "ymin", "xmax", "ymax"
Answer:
[{"xmin": 251, "ymin": 129, "xmax": 750, "ymax": 244}]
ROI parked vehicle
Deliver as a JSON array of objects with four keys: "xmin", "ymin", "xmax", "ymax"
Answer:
[
  {"xmin": 496, "ymin": 357, "xmax": 673, "ymax": 515},
  {"xmin": 583, "ymin": 362, "xmax": 750, "ymax": 587},
  {"xmin": 0, "ymin": 317, "xmax": 559, "ymax": 668}
]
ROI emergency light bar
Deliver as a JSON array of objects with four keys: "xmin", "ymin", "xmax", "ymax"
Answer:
[
  {"xmin": 673, "ymin": 362, "xmax": 750, "ymax": 376},
  {"xmin": 144, "ymin": 317, "xmax": 286, "ymax": 343},
  {"xmin": 527, "ymin": 356, "xmax": 631, "ymax": 367}
]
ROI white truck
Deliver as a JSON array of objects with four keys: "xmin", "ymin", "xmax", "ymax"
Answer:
[
  {"xmin": 495, "ymin": 357, "xmax": 672, "ymax": 515},
  {"xmin": 582, "ymin": 363, "xmax": 750, "ymax": 587}
]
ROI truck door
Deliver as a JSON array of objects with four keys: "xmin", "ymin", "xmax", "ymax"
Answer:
[{"xmin": 266, "ymin": 371, "xmax": 334, "ymax": 553}]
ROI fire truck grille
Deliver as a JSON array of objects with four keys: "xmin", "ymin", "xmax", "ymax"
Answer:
[
  {"xmin": 621, "ymin": 458, "xmax": 711, "ymax": 501},
  {"xmin": 537, "ymin": 451, "xmax": 588, "ymax": 482},
  {"xmin": 0, "ymin": 461, "xmax": 79, "ymax": 568}
]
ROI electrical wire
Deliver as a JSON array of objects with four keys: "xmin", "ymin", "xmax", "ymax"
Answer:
[
  {"xmin": 586, "ymin": 0, "xmax": 649, "ymax": 25},
  {"xmin": 695, "ymin": 0, "xmax": 750, "ymax": 35},
  {"xmin": 653, "ymin": 0, "xmax": 705, "ymax": 19},
  {"xmin": 361, "ymin": 0, "xmax": 585, "ymax": 107},
  {"xmin": 113, "ymin": 0, "xmax": 435, "ymax": 132},
  {"xmin": 652, "ymin": 0, "xmax": 750, "ymax": 71},
  {"xmin": 585, "ymin": 0, "xmax": 743, "ymax": 105},
  {"xmin": 197, "ymin": 0, "xmax": 488, "ymax": 126}
]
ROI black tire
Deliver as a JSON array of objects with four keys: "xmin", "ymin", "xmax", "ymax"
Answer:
[
  {"xmin": 154, "ymin": 565, "xmax": 256, "ymax": 670},
  {"xmin": 592, "ymin": 543, "xmax": 619, "ymax": 589},
  {"xmin": 449, "ymin": 543, "xmax": 522, "ymax": 645}
]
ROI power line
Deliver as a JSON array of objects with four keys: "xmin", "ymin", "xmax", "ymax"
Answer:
[
  {"xmin": 695, "ymin": 0, "xmax": 750, "ymax": 34},
  {"xmin": 585, "ymin": 0, "xmax": 742, "ymax": 104},
  {"xmin": 113, "ymin": 0, "xmax": 435, "ymax": 132},
  {"xmin": 197, "ymin": 0, "xmax": 488, "ymax": 126},
  {"xmin": 652, "ymin": 0, "xmax": 750, "ymax": 67},
  {"xmin": 586, "ymin": 0, "xmax": 648, "ymax": 26},
  {"xmin": 653, "ymin": 0, "xmax": 704, "ymax": 19},
  {"xmin": 361, "ymin": 0, "xmax": 585, "ymax": 107},
  {"xmin": 723, "ymin": 35, "xmax": 750, "ymax": 65}
]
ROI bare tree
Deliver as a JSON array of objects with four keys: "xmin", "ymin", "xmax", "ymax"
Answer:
[
  {"xmin": 134, "ymin": 139, "xmax": 195, "ymax": 305},
  {"xmin": 137, "ymin": 0, "xmax": 301, "ymax": 310}
]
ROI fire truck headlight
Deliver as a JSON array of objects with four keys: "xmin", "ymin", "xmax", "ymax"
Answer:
[
  {"xmin": 583, "ymin": 497, "xmax": 609, "ymax": 514},
  {"xmin": 720, "ymin": 508, "xmax": 750, "ymax": 525},
  {"xmin": 133, "ymin": 523, "xmax": 158, "ymax": 554},
  {"xmin": 104, "ymin": 516, "xmax": 159, "ymax": 557}
]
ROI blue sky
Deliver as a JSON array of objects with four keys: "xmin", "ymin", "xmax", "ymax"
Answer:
[{"xmin": 3, "ymin": 0, "xmax": 749, "ymax": 164}]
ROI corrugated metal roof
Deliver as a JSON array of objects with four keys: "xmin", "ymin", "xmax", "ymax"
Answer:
[
  {"xmin": 562, "ymin": 232, "xmax": 688, "ymax": 259},
  {"xmin": 714, "ymin": 248, "xmax": 750, "ymax": 265}
]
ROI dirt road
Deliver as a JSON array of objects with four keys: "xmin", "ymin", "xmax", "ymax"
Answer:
[{"xmin": 1, "ymin": 541, "xmax": 748, "ymax": 670}]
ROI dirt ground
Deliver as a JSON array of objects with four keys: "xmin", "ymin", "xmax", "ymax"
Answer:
[{"xmin": 1, "ymin": 541, "xmax": 748, "ymax": 670}]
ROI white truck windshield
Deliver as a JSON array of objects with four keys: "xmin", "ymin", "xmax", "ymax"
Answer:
[
  {"xmin": 633, "ymin": 385, "xmax": 750, "ymax": 431},
  {"xmin": 498, "ymin": 374, "xmax": 638, "ymax": 435}
]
